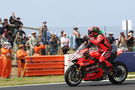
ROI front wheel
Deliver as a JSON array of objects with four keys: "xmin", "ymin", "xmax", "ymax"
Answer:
[
  {"xmin": 109, "ymin": 62, "xmax": 128, "ymax": 84},
  {"xmin": 64, "ymin": 65, "xmax": 83, "ymax": 86}
]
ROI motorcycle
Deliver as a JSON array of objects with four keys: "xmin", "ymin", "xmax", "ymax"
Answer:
[{"xmin": 64, "ymin": 43, "xmax": 128, "ymax": 86}]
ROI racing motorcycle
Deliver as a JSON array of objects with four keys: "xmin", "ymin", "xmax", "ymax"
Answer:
[{"xmin": 64, "ymin": 43, "xmax": 128, "ymax": 86}]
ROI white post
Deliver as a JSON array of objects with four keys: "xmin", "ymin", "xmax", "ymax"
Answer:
[{"xmin": 64, "ymin": 54, "xmax": 73, "ymax": 73}]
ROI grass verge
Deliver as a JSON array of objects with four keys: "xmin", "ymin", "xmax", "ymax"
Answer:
[
  {"xmin": 128, "ymin": 72, "xmax": 135, "ymax": 75},
  {"xmin": 0, "ymin": 76, "xmax": 64, "ymax": 86},
  {"xmin": 0, "ymin": 72, "xmax": 135, "ymax": 87}
]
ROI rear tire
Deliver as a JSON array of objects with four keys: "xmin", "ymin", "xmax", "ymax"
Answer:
[
  {"xmin": 109, "ymin": 62, "xmax": 128, "ymax": 84},
  {"xmin": 64, "ymin": 65, "xmax": 83, "ymax": 86}
]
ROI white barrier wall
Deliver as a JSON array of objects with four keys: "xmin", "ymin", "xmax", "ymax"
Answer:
[{"xmin": 64, "ymin": 54, "xmax": 73, "ymax": 73}]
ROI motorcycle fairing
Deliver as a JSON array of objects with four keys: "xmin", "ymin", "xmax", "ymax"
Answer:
[
  {"xmin": 84, "ymin": 68, "xmax": 103, "ymax": 81},
  {"xmin": 76, "ymin": 58, "xmax": 95, "ymax": 66}
]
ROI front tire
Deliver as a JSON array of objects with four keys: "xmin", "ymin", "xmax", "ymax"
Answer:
[
  {"xmin": 64, "ymin": 65, "xmax": 83, "ymax": 86},
  {"xmin": 109, "ymin": 62, "xmax": 128, "ymax": 84}
]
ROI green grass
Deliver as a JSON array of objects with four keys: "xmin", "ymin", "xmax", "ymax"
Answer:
[
  {"xmin": 127, "ymin": 76, "xmax": 135, "ymax": 79},
  {"xmin": 3, "ymin": 58, "xmax": 135, "ymax": 87},
  {"xmin": 0, "ymin": 72, "xmax": 135, "ymax": 87},
  {"xmin": 0, "ymin": 76, "xmax": 64, "ymax": 86},
  {"xmin": 127, "ymin": 72, "xmax": 135, "ymax": 79},
  {"xmin": 128, "ymin": 72, "xmax": 135, "ymax": 75}
]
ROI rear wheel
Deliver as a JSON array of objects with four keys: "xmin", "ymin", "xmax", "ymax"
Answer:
[
  {"xmin": 64, "ymin": 65, "xmax": 83, "ymax": 86},
  {"xmin": 109, "ymin": 62, "xmax": 128, "ymax": 84}
]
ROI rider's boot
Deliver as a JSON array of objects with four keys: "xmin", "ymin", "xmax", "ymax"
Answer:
[{"xmin": 100, "ymin": 62, "xmax": 112, "ymax": 75}]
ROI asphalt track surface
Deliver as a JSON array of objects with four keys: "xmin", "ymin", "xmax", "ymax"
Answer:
[{"xmin": 1, "ymin": 79, "xmax": 135, "ymax": 90}]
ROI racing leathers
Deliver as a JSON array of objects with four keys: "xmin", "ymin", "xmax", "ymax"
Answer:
[{"xmin": 88, "ymin": 33, "xmax": 112, "ymax": 68}]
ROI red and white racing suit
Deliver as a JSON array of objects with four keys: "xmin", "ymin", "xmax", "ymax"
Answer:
[{"xmin": 89, "ymin": 34, "xmax": 112, "ymax": 67}]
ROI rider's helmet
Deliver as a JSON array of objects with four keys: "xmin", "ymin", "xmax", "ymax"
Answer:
[{"xmin": 88, "ymin": 26, "xmax": 100, "ymax": 37}]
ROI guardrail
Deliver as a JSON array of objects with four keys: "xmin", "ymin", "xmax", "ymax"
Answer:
[{"xmin": 23, "ymin": 55, "xmax": 64, "ymax": 77}]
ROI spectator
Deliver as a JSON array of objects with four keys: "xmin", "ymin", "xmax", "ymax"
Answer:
[
  {"xmin": 2, "ymin": 18, "xmax": 14, "ymax": 40},
  {"xmin": 0, "ymin": 18, "xmax": 4, "ymax": 35},
  {"xmin": 25, "ymin": 35, "xmax": 31, "ymax": 55},
  {"xmin": 118, "ymin": 32, "xmax": 127, "ymax": 51},
  {"xmin": 17, "ymin": 28, "xmax": 26, "ymax": 38},
  {"xmin": 60, "ymin": 33, "xmax": 70, "ymax": 54},
  {"xmin": 2, "ymin": 19, "xmax": 13, "ymax": 37},
  {"xmin": 8, "ymin": 34, "xmax": 14, "ymax": 47},
  {"xmin": 13, "ymin": 33, "xmax": 22, "ymax": 61},
  {"xmin": 21, "ymin": 36, "xmax": 28, "ymax": 45},
  {"xmin": 82, "ymin": 35, "xmax": 88, "ymax": 43},
  {"xmin": 41, "ymin": 21, "xmax": 48, "ymax": 31},
  {"xmin": 1, "ymin": 32, "xmax": 13, "ymax": 47},
  {"xmin": 29, "ymin": 32, "xmax": 38, "ymax": 55},
  {"xmin": 107, "ymin": 32, "xmax": 115, "ymax": 45},
  {"xmin": 127, "ymin": 31, "xmax": 134, "ymax": 52},
  {"xmin": 69, "ymin": 35, "xmax": 73, "ymax": 49},
  {"xmin": 16, "ymin": 44, "xmax": 28, "ymax": 77},
  {"xmin": 45, "ymin": 31, "xmax": 51, "ymax": 54},
  {"xmin": 41, "ymin": 21, "xmax": 48, "ymax": 44},
  {"xmin": 1, "ymin": 42, "xmax": 12, "ymax": 78},
  {"xmin": 2, "ymin": 18, "xmax": 9, "ymax": 30},
  {"xmin": 75, "ymin": 34, "xmax": 83, "ymax": 49},
  {"xmin": 38, "ymin": 34, "xmax": 46, "ymax": 55},
  {"xmin": 14, "ymin": 17, "xmax": 23, "ymax": 30},
  {"xmin": 73, "ymin": 27, "xmax": 80, "ymax": 37},
  {"xmin": 40, "ymin": 21, "xmax": 51, "ymax": 55},
  {"xmin": 9, "ymin": 16, "xmax": 15, "ymax": 24},
  {"xmin": 1, "ymin": 33, "xmax": 9, "ymax": 46},
  {"xmin": 57, "ymin": 30, "xmax": 64, "ymax": 55},
  {"xmin": 0, "ymin": 18, "xmax": 2, "ymax": 24},
  {"xmin": 60, "ymin": 30, "xmax": 64, "ymax": 38},
  {"xmin": 38, "ymin": 34, "xmax": 42, "ymax": 43},
  {"xmin": 72, "ymin": 27, "xmax": 80, "ymax": 50},
  {"xmin": 14, "ymin": 33, "xmax": 22, "ymax": 53},
  {"xmin": 9, "ymin": 15, "xmax": 16, "ymax": 35},
  {"xmin": 50, "ymin": 34, "xmax": 60, "ymax": 55}
]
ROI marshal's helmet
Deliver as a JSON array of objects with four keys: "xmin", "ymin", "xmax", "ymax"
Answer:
[
  {"xmin": 19, "ymin": 44, "xmax": 24, "ymax": 48},
  {"xmin": 88, "ymin": 26, "xmax": 100, "ymax": 37}
]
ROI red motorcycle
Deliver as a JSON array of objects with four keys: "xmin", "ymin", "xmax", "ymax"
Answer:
[{"xmin": 65, "ymin": 43, "xmax": 128, "ymax": 86}]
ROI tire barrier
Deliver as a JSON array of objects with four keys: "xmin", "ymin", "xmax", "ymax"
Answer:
[{"xmin": 23, "ymin": 55, "xmax": 64, "ymax": 77}]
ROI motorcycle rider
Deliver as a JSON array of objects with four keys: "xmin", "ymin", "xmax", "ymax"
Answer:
[{"xmin": 86, "ymin": 26, "xmax": 112, "ymax": 74}]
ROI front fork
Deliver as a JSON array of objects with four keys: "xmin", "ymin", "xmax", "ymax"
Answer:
[{"xmin": 77, "ymin": 66, "xmax": 82, "ymax": 75}]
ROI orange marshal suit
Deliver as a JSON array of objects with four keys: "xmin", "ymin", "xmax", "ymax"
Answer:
[
  {"xmin": 1, "ymin": 48, "xmax": 12, "ymax": 78},
  {"xmin": 16, "ymin": 49, "xmax": 28, "ymax": 77}
]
